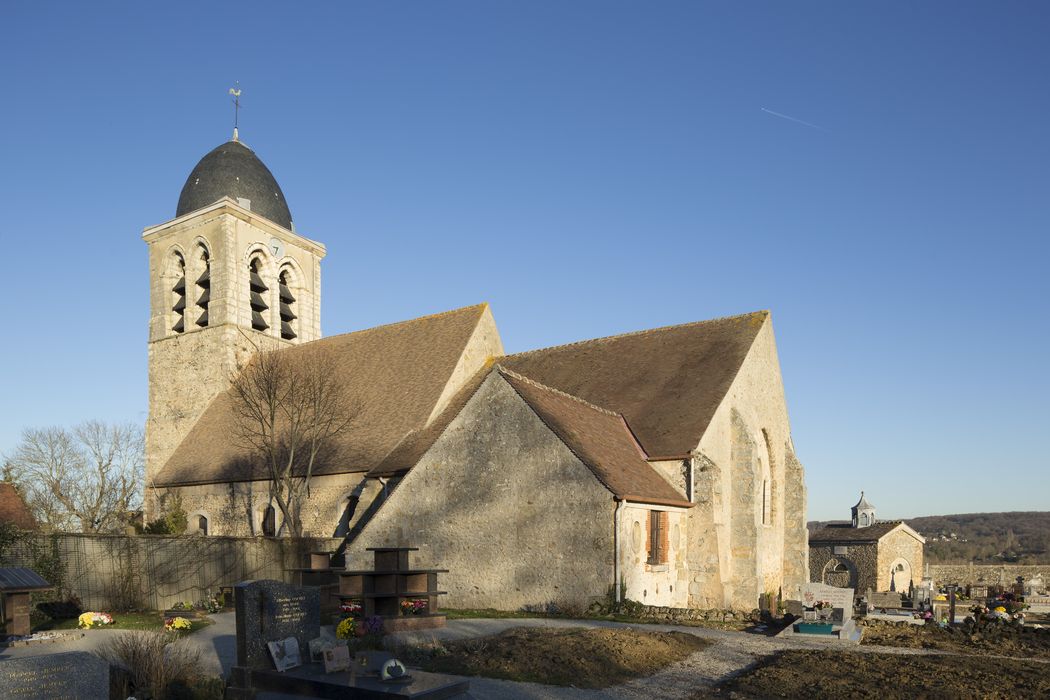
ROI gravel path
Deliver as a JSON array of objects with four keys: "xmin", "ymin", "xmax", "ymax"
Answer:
[{"xmin": 1, "ymin": 614, "xmax": 1021, "ymax": 700}]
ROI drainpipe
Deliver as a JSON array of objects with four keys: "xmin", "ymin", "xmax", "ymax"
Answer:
[
  {"xmin": 613, "ymin": 499, "xmax": 625, "ymax": 603},
  {"xmin": 686, "ymin": 456, "xmax": 696, "ymax": 503}
]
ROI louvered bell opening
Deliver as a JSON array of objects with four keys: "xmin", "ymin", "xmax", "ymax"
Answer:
[
  {"xmin": 279, "ymin": 283, "xmax": 296, "ymax": 303},
  {"xmin": 196, "ymin": 268, "xmax": 211, "ymax": 287},
  {"xmin": 172, "ymin": 296, "xmax": 186, "ymax": 313},
  {"xmin": 196, "ymin": 309, "xmax": 209, "ymax": 327},
  {"xmin": 250, "ymin": 291, "xmax": 269, "ymax": 311},
  {"xmin": 249, "ymin": 271, "xmax": 268, "ymax": 292},
  {"xmin": 281, "ymin": 321, "xmax": 297, "ymax": 340},
  {"xmin": 172, "ymin": 317, "xmax": 185, "ymax": 333},
  {"xmin": 279, "ymin": 302, "xmax": 296, "ymax": 321},
  {"xmin": 196, "ymin": 288, "xmax": 211, "ymax": 307},
  {"xmin": 251, "ymin": 310, "xmax": 269, "ymax": 331},
  {"xmin": 172, "ymin": 277, "xmax": 186, "ymax": 294}
]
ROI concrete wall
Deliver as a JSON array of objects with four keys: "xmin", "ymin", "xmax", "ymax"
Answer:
[
  {"xmin": 345, "ymin": 373, "xmax": 617, "ymax": 611},
  {"xmin": 5, "ymin": 533, "xmax": 340, "ymax": 611},
  {"xmin": 147, "ymin": 472, "xmax": 380, "ymax": 539},
  {"xmin": 688, "ymin": 316, "xmax": 807, "ymax": 610}
]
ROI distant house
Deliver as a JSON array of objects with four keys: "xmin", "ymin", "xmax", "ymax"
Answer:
[
  {"xmin": 0, "ymin": 483, "xmax": 37, "ymax": 531},
  {"xmin": 809, "ymin": 493, "xmax": 925, "ymax": 594}
]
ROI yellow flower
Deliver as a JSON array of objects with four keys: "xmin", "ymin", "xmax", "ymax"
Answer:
[
  {"xmin": 994, "ymin": 606, "xmax": 1007, "ymax": 613},
  {"xmin": 336, "ymin": 617, "xmax": 356, "ymax": 640}
]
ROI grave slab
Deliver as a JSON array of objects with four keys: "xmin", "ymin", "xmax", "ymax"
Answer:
[
  {"xmin": 0, "ymin": 650, "xmax": 109, "ymax": 699},
  {"xmin": 251, "ymin": 664, "xmax": 469, "ymax": 699}
]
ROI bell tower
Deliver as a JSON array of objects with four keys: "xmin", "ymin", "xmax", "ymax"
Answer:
[
  {"xmin": 143, "ymin": 137, "xmax": 326, "ymax": 507},
  {"xmin": 851, "ymin": 492, "xmax": 876, "ymax": 528}
]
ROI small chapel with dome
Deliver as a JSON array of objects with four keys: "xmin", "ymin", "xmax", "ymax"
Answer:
[{"xmin": 143, "ymin": 131, "xmax": 811, "ymax": 612}]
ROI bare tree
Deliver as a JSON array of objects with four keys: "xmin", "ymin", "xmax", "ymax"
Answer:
[
  {"xmin": 5, "ymin": 421, "xmax": 144, "ymax": 533},
  {"xmin": 229, "ymin": 348, "xmax": 354, "ymax": 537}
]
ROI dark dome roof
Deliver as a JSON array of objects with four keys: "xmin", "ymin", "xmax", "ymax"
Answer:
[{"xmin": 176, "ymin": 140, "xmax": 293, "ymax": 229}]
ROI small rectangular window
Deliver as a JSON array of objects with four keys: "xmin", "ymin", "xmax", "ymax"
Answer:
[{"xmin": 647, "ymin": 510, "xmax": 668, "ymax": 565}]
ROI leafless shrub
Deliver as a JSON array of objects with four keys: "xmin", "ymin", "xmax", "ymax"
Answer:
[{"xmin": 97, "ymin": 631, "xmax": 201, "ymax": 699}]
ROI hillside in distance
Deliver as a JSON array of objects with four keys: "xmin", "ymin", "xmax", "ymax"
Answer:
[{"xmin": 808, "ymin": 512, "xmax": 1050, "ymax": 564}]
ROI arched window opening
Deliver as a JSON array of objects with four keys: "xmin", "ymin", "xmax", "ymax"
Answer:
[
  {"xmin": 171, "ymin": 254, "xmax": 186, "ymax": 334},
  {"xmin": 832, "ymin": 562, "xmax": 849, "ymax": 573},
  {"xmin": 278, "ymin": 269, "xmax": 297, "ymax": 340},
  {"xmin": 249, "ymin": 258, "xmax": 269, "ymax": 331},
  {"xmin": 195, "ymin": 247, "xmax": 211, "ymax": 327},
  {"xmin": 262, "ymin": 505, "xmax": 276, "ymax": 536},
  {"xmin": 197, "ymin": 515, "xmax": 209, "ymax": 536}
]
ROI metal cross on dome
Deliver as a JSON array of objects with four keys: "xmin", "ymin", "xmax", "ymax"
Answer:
[{"xmin": 229, "ymin": 83, "xmax": 242, "ymax": 140}]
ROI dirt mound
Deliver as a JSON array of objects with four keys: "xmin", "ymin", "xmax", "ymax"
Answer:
[
  {"xmin": 421, "ymin": 626, "xmax": 708, "ymax": 688},
  {"xmin": 861, "ymin": 620, "xmax": 1050, "ymax": 659},
  {"xmin": 711, "ymin": 649, "xmax": 1050, "ymax": 699}
]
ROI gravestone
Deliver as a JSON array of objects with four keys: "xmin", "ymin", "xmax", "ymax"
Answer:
[
  {"xmin": 869, "ymin": 590, "xmax": 903, "ymax": 609},
  {"xmin": 234, "ymin": 579, "xmax": 320, "ymax": 671},
  {"xmin": 0, "ymin": 651, "xmax": 109, "ymax": 699},
  {"xmin": 801, "ymin": 582, "xmax": 854, "ymax": 623}
]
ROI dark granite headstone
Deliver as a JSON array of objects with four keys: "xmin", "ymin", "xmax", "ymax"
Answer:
[
  {"xmin": 0, "ymin": 651, "xmax": 109, "ymax": 699},
  {"xmin": 235, "ymin": 579, "xmax": 320, "ymax": 671}
]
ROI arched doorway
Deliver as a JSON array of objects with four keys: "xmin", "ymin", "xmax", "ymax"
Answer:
[
  {"xmin": 822, "ymin": 558, "xmax": 856, "ymax": 588},
  {"xmin": 889, "ymin": 559, "xmax": 912, "ymax": 592}
]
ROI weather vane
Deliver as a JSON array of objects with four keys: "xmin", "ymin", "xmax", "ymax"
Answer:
[{"xmin": 229, "ymin": 83, "xmax": 242, "ymax": 141}]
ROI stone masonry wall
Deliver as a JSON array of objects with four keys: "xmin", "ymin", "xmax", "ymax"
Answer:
[
  {"xmin": 344, "ymin": 373, "xmax": 616, "ymax": 611},
  {"xmin": 690, "ymin": 315, "xmax": 805, "ymax": 609},
  {"xmin": 810, "ymin": 542, "xmax": 879, "ymax": 593},
  {"xmin": 876, "ymin": 527, "xmax": 924, "ymax": 591},
  {"xmin": 929, "ymin": 563, "xmax": 1050, "ymax": 587},
  {"xmin": 146, "ymin": 472, "xmax": 380, "ymax": 539}
]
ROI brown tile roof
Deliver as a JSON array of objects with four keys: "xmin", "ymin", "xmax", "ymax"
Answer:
[
  {"xmin": 809, "ymin": 521, "xmax": 905, "ymax": 544},
  {"xmin": 500, "ymin": 369, "xmax": 691, "ymax": 507},
  {"xmin": 0, "ymin": 483, "xmax": 38, "ymax": 530},
  {"xmin": 368, "ymin": 362, "xmax": 494, "ymax": 478},
  {"xmin": 501, "ymin": 311, "xmax": 768, "ymax": 458},
  {"xmin": 152, "ymin": 304, "xmax": 491, "ymax": 486}
]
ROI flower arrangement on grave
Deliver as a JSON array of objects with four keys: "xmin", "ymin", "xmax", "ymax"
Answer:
[
  {"xmin": 336, "ymin": 617, "xmax": 357, "ymax": 640},
  {"xmin": 400, "ymin": 599, "xmax": 427, "ymax": 615},
  {"xmin": 354, "ymin": 615, "xmax": 385, "ymax": 650},
  {"xmin": 171, "ymin": 600, "xmax": 194, "ymax": 611},
  {"xmin": 165, "ymin": 616, "xmax": 192, "ymax": 633},
  {"xmin": 78, "ymin": 611, "xmax": 114, "ymax": 628},
  {"xmin": 340, "ymin": 600, "xmax": 363, "ymax": 617}
]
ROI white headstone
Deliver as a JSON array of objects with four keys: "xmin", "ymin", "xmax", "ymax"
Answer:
[{"xmin": 801, "ymin": 582, "xmax": 854, "ymax": 622}]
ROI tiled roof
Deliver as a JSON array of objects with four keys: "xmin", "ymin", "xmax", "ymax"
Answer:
[
  {"xmin": 500, "ymin": 369, "xmax": 691, "ymax": 507},
  {"xmin": 809, "ymin": 521, "xmax": 905, "ymax": 544},
  {"xmin": 0, "ymin": 483, "xmax": 38, "ymax": 530},
  {"xmin": 501, "ymin": 311, "xmax": 768, "ymax": 458},
  {"xmin": 368, "ymin": 362, "xmax": 494, "ymax": 478},
  {"xmin": 153, "ymin": 304, "xmax": 491, "ymax": 486}
]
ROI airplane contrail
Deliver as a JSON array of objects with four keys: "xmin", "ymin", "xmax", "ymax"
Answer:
[{"xmin": 761, "ymin": 107, "xmax": 825, "ymax": 131}]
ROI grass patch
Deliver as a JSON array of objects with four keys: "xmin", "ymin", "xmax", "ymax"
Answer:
[
  {"xmin": 444, "ymin": 607, "xmax": 755, "ymax": 631},
  {"xmin": 443, "ymin": 608, "xmax": 548, "ymax": 620},
  {"xmin": 418, "ymin": 626, "xmax": 708, "ymax": 688},
  {"xmin": 34, "ymin": 612, "xmax": 213, "ymax": 634}
]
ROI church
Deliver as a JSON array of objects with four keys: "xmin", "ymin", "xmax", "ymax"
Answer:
[{"xmin": 143, "ymin": 134, "xmax": 810, "ymax": 612}]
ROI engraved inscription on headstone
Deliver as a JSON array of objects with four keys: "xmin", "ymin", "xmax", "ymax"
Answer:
[
  {"xmin": 234, "ymin": 579, "xmax": 320, "ymax": 671},
  {"xmin": 801, "ymin": 582, "xmax": 854, "ymax": 622},
  {"xmin": 0, "ymin": 651, "xmax": 109, "ymax": 700}
]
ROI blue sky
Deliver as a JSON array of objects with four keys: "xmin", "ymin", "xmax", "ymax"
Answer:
[{"xmin": 1, "ymin": 2, "xmax": 1047, "ymax": 521}]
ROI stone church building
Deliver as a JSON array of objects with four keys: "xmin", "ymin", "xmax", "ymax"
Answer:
[
  {"xmin": 808, "ymin": 493, "xmax": 925, "ymax": 594},
  {"xmin": 144, "ymin": 135, "xmax": 810, "ymax": 611}
]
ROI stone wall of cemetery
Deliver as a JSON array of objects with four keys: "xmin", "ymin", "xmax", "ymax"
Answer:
[
  {"xmin": 929, "ymin": 563, "xmax": 1050, "ymax": 587},
  {"xmin": 3, "ymin": 533, "xmax": 341, "ymax": 611}
]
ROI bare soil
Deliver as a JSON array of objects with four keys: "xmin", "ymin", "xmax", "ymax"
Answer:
[
  {"xmin": 708, "ymin": 649, "xmax": 1050, "ymax": 700},
  {"xmin": 860, "ymin": 620, "xmax": 1050, "ymax": 659},
  {"xmin": 419, "ymin": 626, "xmax": 709, "ymax": 688}
]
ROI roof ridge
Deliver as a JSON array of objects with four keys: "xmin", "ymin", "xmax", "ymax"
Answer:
[
  {"xmin": 497, "ymin": 366, "xmax": 621, "ymax": 417},
  {"xmin": 316, "ymin": 303, "xmax": 488, "ymax": 343},
  {"xmin": 506, "ymin": 310, "xmax": 769, "ymax": 359}
]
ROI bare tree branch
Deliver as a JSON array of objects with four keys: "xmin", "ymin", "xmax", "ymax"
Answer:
[{"xmin": 229, "ymin": 348, "xmax": 355, "ymax": 537}]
